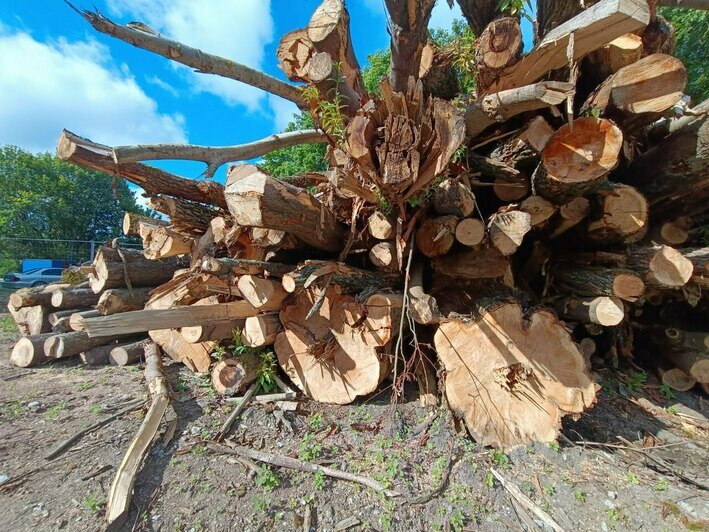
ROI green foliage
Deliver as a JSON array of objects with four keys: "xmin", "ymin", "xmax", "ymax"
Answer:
[
  {"xmin": 81, "ymin": 493, "xmax": 104, "ymax": 513},
  {"xmin": 574, "ymin": 489, "xmax": 587, "ymax": 503},
  {"xmin": 302, "ymin": 84, "xmax": 347, "ymax": 146},
  {"xmin": 255, "ymin": 466, "xmax": 280, "ymax": 491},
  {"xmin": 362, "ymin": 49, "xmax": 392, "ymax": 96},
  {"xmin": 0, "ymin": 145, "xmax": 147, "ymax": 261},
  {"xmin": 430, "ymin": 19, "xmax": 477, "ymax": 94},
  {"xmin": 659, "ymin": 383, "xmax": 676, "ymax": 400},
  {"xmin": 298, "ymin": 433, "xmax": 322, "ymax": 461},
  {"xmin": 497, "ymin": 0, "xmax": 533, "ymax": 21},
  {"xmin": 626, "ymin": 371, "xmax": 647, "ymax": 392},
  {"xmin": 260, "ymin": 112, "xmax": 328, "ymax": 178},
  {"xmin": 491, "ymin": 450, "xmax": 509, "ymax": 469},
  {"xmin": 256, "ymin": 351, "xmax": 279, "ymax": 393},
  {"xmin": 660, "ymin": 8, "xmax": 708, "ymax": 102},
  {"xmin": 313, "ymin": 470, "xmax": 325, "ymax": 490},
  {"xmin": 308, "ymin": 412, "xmax": 324, "ymax": 431}
]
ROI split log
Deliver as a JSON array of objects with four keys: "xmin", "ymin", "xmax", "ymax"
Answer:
[
  {"xmin": 489, "ymin": 116, "xmax": 554, "ymax": 166},
  {"xmin": 146, "ymin": 271, "xmax": 230, "ymax": 310},
  {"xmin": 407, "ymin": 261, "xmax": 441, "ymax": 325},
  {"xmin": 361, "ymin": 294, "xmax": 404, "ymax": 347},
  {"xmin": 367, "ymin": 211, "xmax": 396, "ymax": 240},
  {"xmin": 520, "ymin": 196, "xmax": 557, "ymax": 228},
  {"xmin": 69, "ymin": 310, "xmax": 101, "ymax": 332},
  {"xmin": 277, "ymin": 28, "xmax": 314, "ymax": 82},
  {"xmin": 89, "ymin": 246, "xmax": 188, "ymax": 293},
  {"xmin": 243, "ymin": 314, "xmax": 281, "ymax": 347},
  {"xmin": 432, "ymin": 178, "xmax": 476, "ymax": 217},
  {"xmin": 624, "ymin": 100, "xmax": 708, "ymax": 220},
  {"xmin": 182, "ymin": 320, "xmax": 244, "ymax": 344},
  {"xmin": 211, "ymin": 354, "xmax": 261, "ymax": 396},
  {"xmin": 455, "ymin": 218, "xmax": 486, "ymax": 247},
  {"xmin": 533, "ymin": 118, "xmax": 623, "ymax": 203},
  {"xmin": 581, "ymin": 54, "xmax": 687, "ymax": 132},
  {"xmin": 110, "ymin": 340, "xmax": 148, "ymax": 366},
  {"xmin": 369, "ymin": 242, "xmax": 398, "ymax": 271},
  {"xmin": 44, "ymin": 331, "xmax": 132, "ymax": 359},
  {"xmin": 415, "ymin": 216, "xmax": 458, "ymax": 258},
  {"xmin": 485, "ymin": 0, "xmax": 650, "ymax": 93},
  {"xmin": 555, "ymin": 296, "xmax": 625, "ymax": 326},
  {"xmin": 489, "ymin": 210, "xmax": 532, "ymax": 256},
  {"xmin": 9, "ymin": 333, "xmax": 55, "ymax": 368},
  {"xmin": 464, "ymin": 82, "xmax": 574, "ymax": 139},
  {"xmin": 9, "ymin": 305, "xmax": 51, "ymax": 336},
  {"xmin": 235, "ymin": 276, "xmax": 286, "ymax": 312},
  {"xmin": 224, "ymin": 165, "xmax": 344, "ymax": 252},
  {"xmin": 57, "ymin": 130, "xmax": 227, "ymax": 208},
  {"xmin": 148, "ymin": 329, "xmax": 212, "ymax": 373},
  {"xmin": 552, "ymin": 267, "xmax": 645, "ymax": 302},
  {"xmin": 628, "ymin": 245, "xmax": 694, "ymax": 289},
  {"xmin": 50, "ymin": 288, "xmax": 101, "ymax": 309},
  {"xmin": 9, "ymin": 284, "xmax": 67, "ymax": 309},
  {"xmin": 140, "ymin": 223, "xmax": 193, "ymax": 260},
  {"xmin": 587, "ymin": 185, "xmax": 649, "ymax": 244},
  {"xmin": 82, "ymin": 301, "xmax": 260, "ymax": 337},
  {"xmin": 384, "ymin": 0, "xmax": 436, "ymax": 92},
  {"xmin": 105, "ymin": 341, "xmax": 169, "ymax": 529},
  {"xmin": 434, "ymin": 301, "xmax": 597, "ymax": 448},
  {"xmin": 475, "ymin": 17, "xmax": 522, "ymax": 95},
  {"xmin": 123, "ymin": 212, "xmax": 167, "ymax": 236},
  {"xmin": 274, "ymin": 286, "xmax": 391, "ymax": 404},
  {"xmin": 432, "ymin": 248, "xmax": 510, "ymax": 280},
  {"xmin": 282, "ymin": 261, "xmax": 401, "ymax": 294},
  {"xmin": 97, "ymin": 287, "xmax": 153, "ymax": 315}
]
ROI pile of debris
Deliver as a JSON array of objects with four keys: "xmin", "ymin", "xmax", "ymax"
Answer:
[{"xmin": 8, "ymin": 0, "xmax": 708, "ymax": 456}]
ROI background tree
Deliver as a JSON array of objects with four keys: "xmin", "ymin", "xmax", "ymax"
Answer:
[
  {"xmin": 0, "ymin": 145, "xmax": 148, "ymax": 270},
  {"xmin": 660, "ymin": 8, "xmax": 708, "ymax": 103}
]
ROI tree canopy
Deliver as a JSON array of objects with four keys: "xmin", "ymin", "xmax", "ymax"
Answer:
[
  {"xmin": 660, "ymin": 7, "xmax": 708, "ymax": 103},
  {"xmin": 0, "ymin": 145, "xmax": 146, "ymax": 243}
]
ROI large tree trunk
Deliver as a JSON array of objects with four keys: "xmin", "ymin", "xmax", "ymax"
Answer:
[
  {"xmin": 50, "ymin": 288, "xmax": 101, "ymax": 309},
  {"xmin": 475, "ymin": 17, "xmax": 523, "ymax": 95},
  {"xmin": 455, "ymin": 0, "xmax": 499, "ymax": 35},
  {"xmin": 434, "ymin": 300, "xmax": 597, "ymax": 448},
  {"xmin": 536, "ymin": 0, "xmax": 583, "ymax": 41},
  {"xmin": 274, "ymin": 286, "xmax": 391, "ymax": 404},
  {"xmin": 97, "ymin": 287, "xmax": 153, "ymax": 315},
  {"xmin": 44, "ymin": 331, "xmax": 133, "ymax": 359},
  {"xmin": 10, "ymin": 333, "xmax": 55, "ymax": 368}
]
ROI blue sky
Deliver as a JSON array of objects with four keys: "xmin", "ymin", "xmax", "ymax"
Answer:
[{"xmin": 0, "ymin": 0, "xmax": 534, "ymax": 204}]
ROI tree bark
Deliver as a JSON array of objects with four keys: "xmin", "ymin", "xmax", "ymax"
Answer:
[
  {"xmin": 432, "ymin": 248, "xmax": 510, "ymax": 280},
  {"xmin": 50, "ymin": 288, "xmax": 101, "ymax": 309},
  {"xmin": 627, "ymin": 245, "xmax": 694, "ymax": 289},
  {"xmin": 147, "ymin": 196, "xmax": 217, "ymax": 235},
  {"xmin": 123, "ymin": 212, "xmax": 167, "ymax": 236},
  {"xmin": 455, "ymin": 0, "xmax": 499, "ymax": 35},
  {"xmin": 432, "ymin": 178, "xmax": 476, "ymax": 217},
  {"xmin": 201, "ymin": 257, "xmax": 295, "ymax": 278},
  {"xmin": 384, "ymin": 0, "xmax": 436, "ymax": 92},
  {"xmin": 552, "ymin": 266, "xmax": 645, "ymax": 301},
  {"xmin": 110, "ymin": 339, "xmax": 149, "ymax": 366},
  {"xmin": 44, "ymin": 331, "xmax": 133, "ymax": 359},
  {"xmin": 57, "ymin": 130, "xmax": 227, "ymax": 208},
  {"xmin": 9, "ymin": 284, "xmax": 65, "ymax": 309},
  {"xmin": 555, "ymin": 296, "xmax": 625, "ymax": 326},
  {"xmin": 282, "ymin": 261, "xmax": 401, "ymax": 294},
  {"xmin": 10, "ymin": 333, "xmax": 55, "ymax": 368},
  {"xmin": 536, "ymin": 0, "xmax": 583, "ymax": 41},
  {"xmin": 225, "ymin": 165, "xmax": 345, "ymax": 252}
]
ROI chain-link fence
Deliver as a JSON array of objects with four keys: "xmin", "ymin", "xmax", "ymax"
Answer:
[{"xmin": 0, "ymin": 237, "xmax": 142, "ymax": 273}]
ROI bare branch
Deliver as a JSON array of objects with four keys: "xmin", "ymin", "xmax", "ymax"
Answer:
[
  {"xmin": 68, "ymin": 3, "xmax": 305, "ymax": 107},
  {"xmin": 112, "ymin": 129, "xmax": 326, "ymax": 178}
]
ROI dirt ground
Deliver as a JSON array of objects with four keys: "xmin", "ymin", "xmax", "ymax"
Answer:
[{"xmin": 0, "ymin": 301, "xmax": 707, "ymax": 531}]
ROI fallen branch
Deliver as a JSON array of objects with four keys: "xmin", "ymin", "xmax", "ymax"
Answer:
[
  {"xmin": 105, "ymin": 342, "xmax": 170, "ymax": 530},
  {"xmin": 490, "ymin": 468, "xmax": 565, "ymax": 532},
  {"xmin": 45, "ymin": 399, "xmax": 144, "ymax": 460},
  {"xmin": 69, "ymin": 4, "xmax": 305, "ymax": 106},
  {"xmin": 112, "ymin": 129, "xmax": 326, "ymax": 178},
  {"xmin": 215, "ymin": 381, "xmax": 259, "ymax": 441},
  {"xmin": 219, "ymin": 441, "xmax": 402, "ymax": 497}
]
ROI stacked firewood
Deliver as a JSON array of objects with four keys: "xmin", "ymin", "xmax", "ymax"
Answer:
[{"xmin": 9, "ymin": 0, "xmax": 707, "ymax": 449}]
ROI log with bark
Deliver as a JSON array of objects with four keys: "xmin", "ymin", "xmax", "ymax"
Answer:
[{"xmin": 211, "ymin": 354, "xmax": 261, "ymax": 396}]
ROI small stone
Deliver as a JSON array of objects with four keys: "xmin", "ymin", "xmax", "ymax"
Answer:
[
  {"xmin": 607, "ymin": 491, "xmax": 617, "ymax": 500},
  {"xmin": 27, "ymin": 401, "xmax": 40, "ymax": 412}
]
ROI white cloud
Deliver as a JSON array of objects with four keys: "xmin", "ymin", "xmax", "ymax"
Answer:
[
  {"xmin": 0, "ymin": 29, "xmax": 186, "ymax": 153},
  {"xmin": 146, "ymin": 75, "xmax": 179, "ymax": 97},
  {"xmin": 106, "ymin": 0, "xmax": 275, "ymax": 112}
]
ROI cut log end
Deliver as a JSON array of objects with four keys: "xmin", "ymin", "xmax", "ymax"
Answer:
[
  {"xmin": 211, "ymin": 355, "xmax": 259, "ymax": 396},
  {"xmin": 434, "ymin": 302, "xmax": 597, "ymax": 449},
  {"xmin": 648, "ymin": 246, "xmax": 694, "ymax": 288},
  {"xmin": 455, "ymin": 218, "xmax": 486, "ymax": 247}
]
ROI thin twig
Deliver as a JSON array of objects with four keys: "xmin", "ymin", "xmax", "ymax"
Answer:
[
  {"xmin": 215, "ymin": 382, "xmax": 258, "ymax": 441},
  {"xmin": 217, "ymin": 441, "xmax": 401, "ymax": 497},
  {"xmin": 45, "ymin": 398, "xmax": 144, "ymax": 460},
  {"xmin": 392, "ymin": 230, "xmax": 416, "ymax": 398},
  {"xmin": 406, "ymin": 442, "xmax": 454, "ymax": 505}
]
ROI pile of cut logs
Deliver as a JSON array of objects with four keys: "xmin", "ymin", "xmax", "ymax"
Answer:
[{"xmin": 9, "ymin": 0, "xmax": 708, "ymax": 449}]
